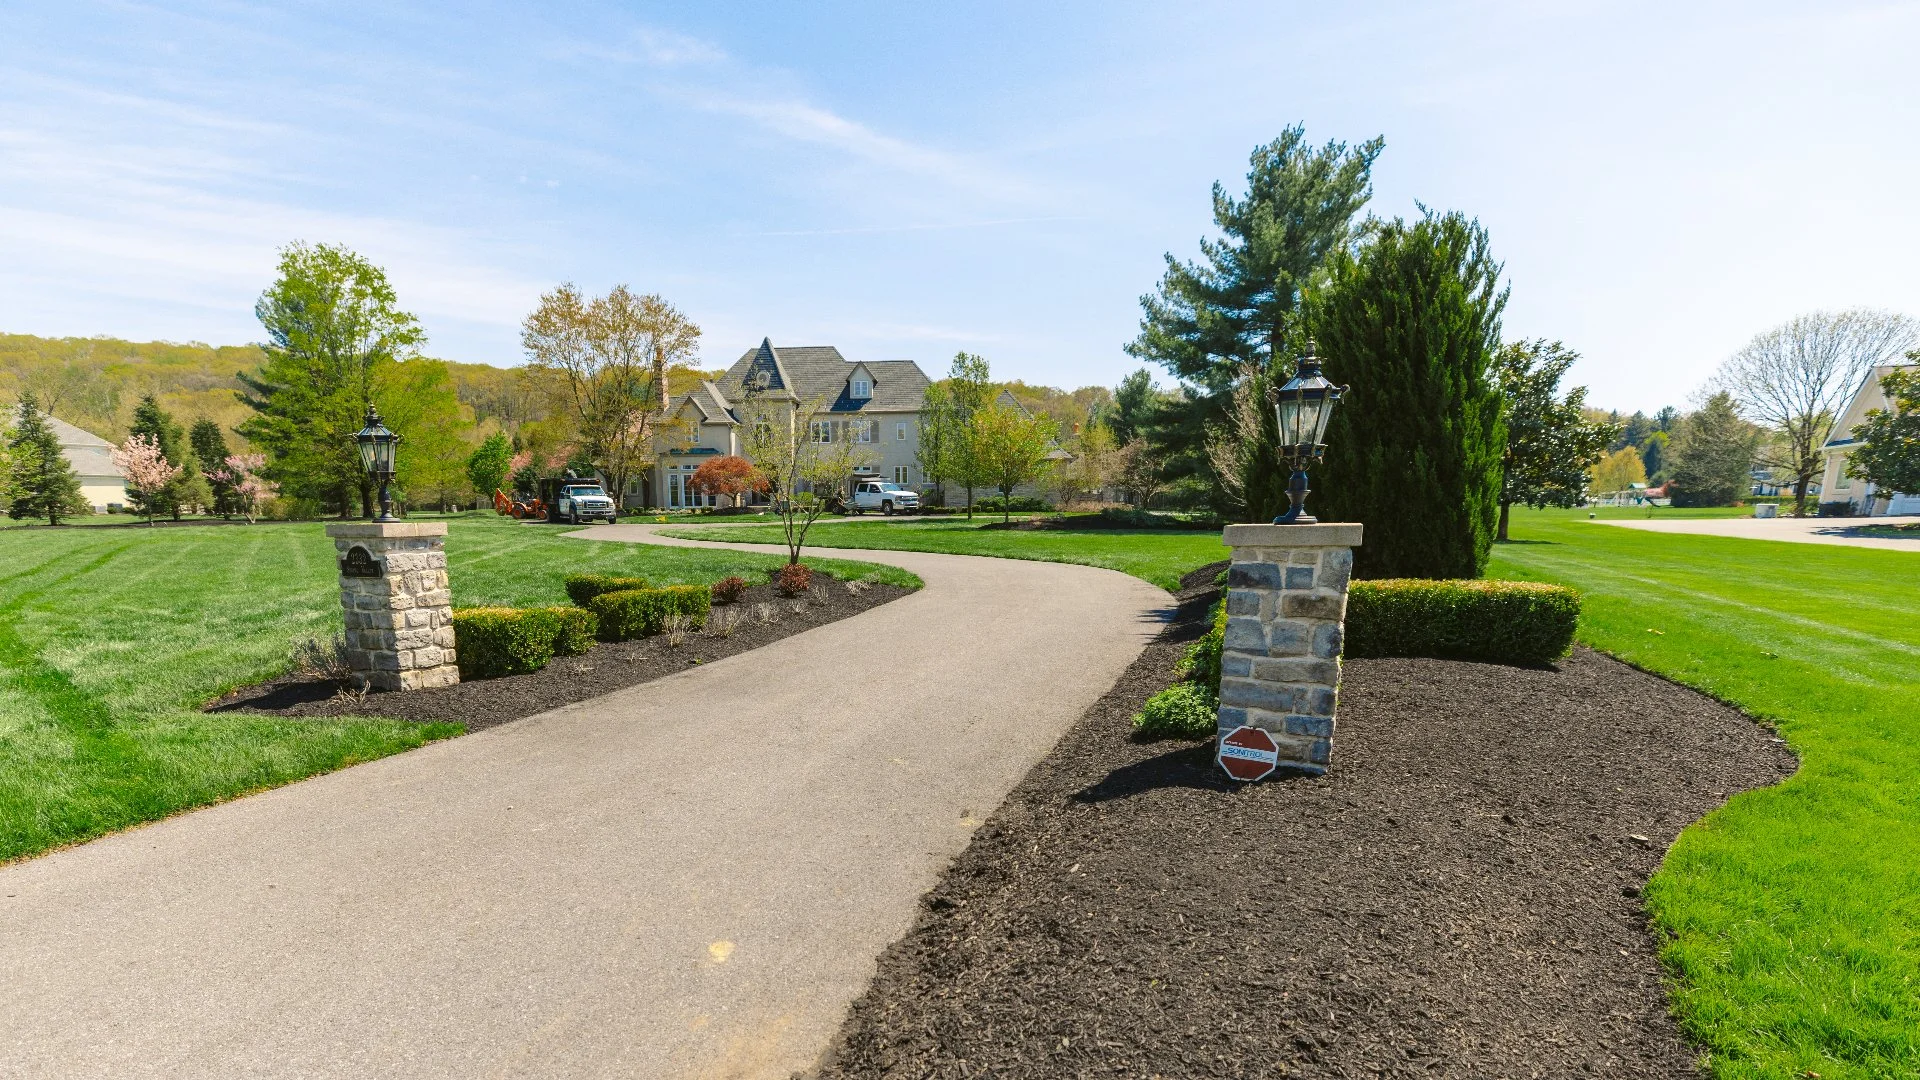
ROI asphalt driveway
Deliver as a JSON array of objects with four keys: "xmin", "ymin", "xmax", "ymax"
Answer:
[{"xmin": 0, "ymin": 525, "xmax": 1168, "ymax": 1079}]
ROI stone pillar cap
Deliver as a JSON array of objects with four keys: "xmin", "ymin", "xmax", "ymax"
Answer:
[
  {"xmin": 1223, "ymin": 523, "xmax": 1363, "ymax": 548},
  {"xmin": 324, "ymin": 521, "xmax": 449, "ymax": 539}
]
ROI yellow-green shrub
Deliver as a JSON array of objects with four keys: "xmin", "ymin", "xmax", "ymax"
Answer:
[
  {"xmin": 587, "ymin": 585, "xmax": 713, "ymax": 641},
  {"xmin": 564, "ymin": 573, "xmax": 651, "ymax": 607},
  {"xmin": 1345, "ymin": 579, "xmax": 1579, "ymax": 665},
  {"xmin": 453, "ymin": 607, "xmax": 565, "ymax": 679}
]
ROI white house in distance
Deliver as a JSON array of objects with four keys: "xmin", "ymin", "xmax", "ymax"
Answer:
[
  {"xmin": 49, "ymin": 415, "xmax": 127, "ymax": 511},
  {"xmin": 634, "ymin": 338, "xmax": 934, "ymax": 509},
  {"xmin": 1820, "ymin": 363, "xmax": 1919, "ymax": 515}
]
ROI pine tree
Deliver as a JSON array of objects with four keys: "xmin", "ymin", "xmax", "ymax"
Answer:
[
  {"xmin": 190, "ymin": 418, "xmax": 239, "ymax": 517},
  {"xmin": 1127, "ymin": 127, "xmax": 1382, "ymax": 508},
  {"xmin": 1668, "ymin": 392, "xmax": 1759, "ymax": 507},
  {"xmin": 8, "ymin": 392, "xmax": 89, "ymax": 525},
  {"xmin": 128, "ymin": 393, "xmax": 197, "ymax": 518},
  {"xmin": 1305, "ymin": 210, "xmax": 1508, "ymax": 579}
]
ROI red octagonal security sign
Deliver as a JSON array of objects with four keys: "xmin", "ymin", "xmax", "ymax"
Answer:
[{"xmin": 1217, "ymin": 725, "xmax": 1281, "ymax": 782}]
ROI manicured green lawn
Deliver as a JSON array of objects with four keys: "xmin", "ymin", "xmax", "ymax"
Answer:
[
  {"xmin": 663, "ymin": 518, "xmax": 1227, "ymax": 591},
  {"xmin": 0, "ymin": 516, "xmax": 913, "ymax": 863},
  {"xmin": 1493, "ymin": 507, "xmax": 1920, "ymax": 1079}
]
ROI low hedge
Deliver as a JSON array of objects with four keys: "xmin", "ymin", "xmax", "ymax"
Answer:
[
  {"xmin": 1344, "ymin": 579, "xmax": 1579, "ymax": 665},
  {"xmin": 564, "ymin": 573, "xmax": 651, "ymax": 607},
  {"xmin": 550, "ymin": 606, "xmax": 598, "ymax": 656},
  {"xmin": 588, "ymin": 585, "xmax": 712, "ymax": 641}
]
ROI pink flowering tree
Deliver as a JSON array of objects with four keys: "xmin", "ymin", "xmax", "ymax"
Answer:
[
  {"xmin": 111, "ymin": 434, "xmax": 180, "ymax": 524},
  {"xmin": 208, "ymin": 453, "xmax": 277, "ymax": 523}
]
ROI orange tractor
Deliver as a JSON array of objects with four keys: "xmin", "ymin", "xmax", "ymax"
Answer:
[{"xmin": 493, "ymin": 489, "xmax": 547, "ymax": 520}]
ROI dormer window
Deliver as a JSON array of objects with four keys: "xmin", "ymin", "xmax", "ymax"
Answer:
[{"xmin": 851, "ymin": 377, "xmax": 871, "ymax": 399}]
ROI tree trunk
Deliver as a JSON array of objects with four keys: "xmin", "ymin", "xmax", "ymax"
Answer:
[
  {"xmin": 1497, "ymin": 499, "xmax": 1511, "ymax": 542},
  {"xmin": 1002, "ymin": 486, "xmax": 1012, "ymax": 523},
  {"xmin": 965, "ymin": 485, "xmax": 974, "ymax": 520},
  {"xmin": 1792, "ymin": 474, "xmax": 1810, "ymax": 518}
]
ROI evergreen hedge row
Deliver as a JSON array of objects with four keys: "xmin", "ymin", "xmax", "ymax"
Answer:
[
  {"xmin": 587, "ymin": 585, "xmax": 712, "ymax": 641},
  {"xmin": 563, "ymin": 573, "xmax": 652, "ymax": 608},
  {"xmin": 453, "ymin": 605, "xmax": 600, "ymax": 680},
  {"xmin": 1344, "ymin": 579, "xmax": 1579, "ymax": 665}
]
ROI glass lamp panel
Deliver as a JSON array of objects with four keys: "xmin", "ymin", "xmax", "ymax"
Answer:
[
  {"xmin": 374, "ymin": 436, "xmax": 395, "ymax": 474},
  {"xmin": 357, "ymin": 435, "xmax": 378, "ymax": 472},
  {"xmin": 1301, "ymin": 392, "xmax": 1332, "ymax": 446},
  {"xmin": 1276, "ymin": 392, "xmax": 1304, "ymax": 447}
]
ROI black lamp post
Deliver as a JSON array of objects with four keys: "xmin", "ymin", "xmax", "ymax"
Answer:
[
  {"xmin": 354, "ymin": 405, "xmax": 401, "ymax": 523},
  {"xmin": 1271, "ymin": 340, "xmax": 1348, "ymax": 525}
]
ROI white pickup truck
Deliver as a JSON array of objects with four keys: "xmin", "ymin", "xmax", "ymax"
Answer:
[{"xmin": 850, "ymin": 480, "xmax": 920, "ymax": 515}]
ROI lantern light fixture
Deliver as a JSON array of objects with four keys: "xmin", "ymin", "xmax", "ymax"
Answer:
[
  {"xmin": 1270, "ymin": 340, "xmax": 1348, "ymax": 525},
  {"xmin": 354, "ymin": 404, "xmax": 401, "ymax": 523}
]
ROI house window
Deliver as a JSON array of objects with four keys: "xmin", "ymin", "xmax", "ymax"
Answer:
[
  {"xmin": 1836, "ymin": 471, "xmax": 1851, "ymax": 490},
  {"xmin": 811, "ymin": 420, "xmax": 833, "ymax": 444},
  {"xmin": 852, "ymin": 378, "xmax": 871, "ymax": 399},
  {"xmin": 852, "ymin": 420, "xmax": 874, "ymax": 444},
  {"xmin": 895, "ymin": 422, "xmax": 907, "ymax": 441},
  {"xmin": 893, "ymin": 465, "xmax": 910, "ymax": 485}
]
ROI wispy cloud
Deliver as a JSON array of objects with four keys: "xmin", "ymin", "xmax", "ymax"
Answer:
[
  {"xmin": 749, "ymin": 216, "xmax": 1082, "ymax": 238},
  {"xmin": 542, "ymin": 25, "xmax": 728, "ymax": 67}
]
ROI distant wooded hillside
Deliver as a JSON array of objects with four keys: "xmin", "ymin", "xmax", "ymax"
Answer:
[{"xmin": 0, "ymin": 332, "xmax": 719, "ymax": 446}]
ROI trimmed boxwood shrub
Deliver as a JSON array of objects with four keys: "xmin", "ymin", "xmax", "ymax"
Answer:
[
  {"xmin": 548, "ymin": 606, "xmax": 598, "ymax": 656},
  {"xmin": 564, "ymin": 573, "xmax": 651, "ymax": 608},
  {"xmin": 453, "ymin": 607, "xmax": 565, "ymax": 679},
  {"xmin": 588, "ymin": 585, "xmax": 713, "ymax": 641},
  {"xmin": 1345, "ymin": 579, "xmax": 1579, "ymax": 665}
]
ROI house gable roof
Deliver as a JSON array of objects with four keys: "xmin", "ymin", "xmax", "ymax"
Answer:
[
  {"xmin": 1825, "ymin": 363, "xmax": 1915, "ymax": 449},
  {"xmin": 48, "ymin": 415, "xmax": 124, "ymax": 479},
  {"xmin": 717, "ymin": 340, "xmax": 931, "ymax": 413}
]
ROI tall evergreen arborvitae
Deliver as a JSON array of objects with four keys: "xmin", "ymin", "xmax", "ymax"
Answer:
[
  {"xmin": 1127, "ymin": 127, "xmax": 1383, "ymax": 508},
  {"xmin": 1305, "ymin": 210, "xmax": 1508, "ymax": 579},
  {"xmin": 128, "ymin": 393, "xmax": 197, "ymax": 518},
  {"xmin": 8, "ymin": 392, "xmax": 88, "ymax": 525}
]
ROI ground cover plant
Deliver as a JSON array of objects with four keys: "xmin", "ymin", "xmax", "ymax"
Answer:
[
  {"xmin": 0, "ymin": 515, "xmax": 913, "ymax": 863},
  {"xmin": 663, "ymin": 518, "xmax": 1227, "ymax": 591},
  {"xmin": 1493, "ymin": 506, "xmax": 1920, "ymax": 1078}
]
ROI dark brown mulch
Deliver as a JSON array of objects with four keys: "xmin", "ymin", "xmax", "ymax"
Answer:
[
  {"xmin": 207, "ymin": 579, "xmax": 912, "ymax": 731},
  {"xmin": 818, "ymin": 562, "xmax": 1796, "ymax": 1079}
]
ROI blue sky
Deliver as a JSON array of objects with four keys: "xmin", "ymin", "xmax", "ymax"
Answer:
[{"xmin": 2, "ymin": 1, "xmax": 1915, "ymax": 412}]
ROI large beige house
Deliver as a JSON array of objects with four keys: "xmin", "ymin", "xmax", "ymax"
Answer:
[
  {"xmin": 49, "ymin": 415, "xmax": 128, "ymax": 511},
  {"xmin": 1820, "ymin": 363, "xmax": 1919, "ymax": 515},
  {"xmin": 628, "ymin": 338, "xmax": 934, "ymax": 509}
]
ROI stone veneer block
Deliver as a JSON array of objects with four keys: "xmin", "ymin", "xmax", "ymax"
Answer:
[
  {"xmin": 1215, "ymin": 521, "xmax": 1363, "ymax": 776},
  {"xmin": 323, "ymin": 521, "xmax": 460, "ymax": 693}
]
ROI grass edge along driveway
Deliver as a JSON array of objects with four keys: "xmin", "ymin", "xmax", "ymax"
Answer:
[
  {"xmin": 1494, "ymin": 508, "xmax": 1920, "ymax": 1080},
  {"xmin": 0, "ymin": 516, "xmax": 915, "ymax": 864},
  {"xmin": 660, "ymin": 518, "xmax": 1225, "ymax": 592}
]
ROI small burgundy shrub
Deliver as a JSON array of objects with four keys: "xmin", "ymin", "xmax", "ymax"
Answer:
[
  {"xmin": 774, "ymin": 563, "xmax": 813, "ymax": 596},
  {"xmin": 711, "ymin": 575, "xmax": 749, "ymax": 604}
]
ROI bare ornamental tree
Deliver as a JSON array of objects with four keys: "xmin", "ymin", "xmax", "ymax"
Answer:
[
  {"xmin": 737, "ymin": 380, "xmax": 878, "ymax": 565},
  {"xmin": 521, "ymin": 284, "xmax": 699, "ymax": 506},
  {"xmin": 1715, "ymin": 309, "xmax": 1920, "ymax": 516}
]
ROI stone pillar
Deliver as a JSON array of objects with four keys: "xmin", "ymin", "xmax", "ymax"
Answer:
[
  {"xmin": 1217, "ymin": 523, "xmax": 1363, "ymax": 775},
  {"xmin": 322, "ymin": 522, "xmax": 460, "ymax": 692}
]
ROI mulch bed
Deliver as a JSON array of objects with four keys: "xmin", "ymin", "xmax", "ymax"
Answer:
[
  {"xmin": 819, "ymin": 562, "xmax": 1796, "ymax": 1079},
  {"xmin": 207, "ymin": 578, "xmax": 913, "ymax": 731}
]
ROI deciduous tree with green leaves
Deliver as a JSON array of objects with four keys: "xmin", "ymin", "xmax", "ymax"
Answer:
[
  {"xmin": 241, "ymin": 242, "xmax": 428, "ymax": 517},
  {"xmin": 917, "ymin": 352, "xmax": 996, "ymax": 517},
  {"xmin": 467, "ymin": 431, "xmax": 514, "ymax": 502},
  {"xmin": 1846, "ymin": 363, "xmax": 1920, "ymax": 499},
  {"xmin": 973, "ymin": 403, "xmax": 1058, "ymax": 522},
  {"xmin": 1491, "ymin": 340, "xmax": 1617, "ymax": 540},
  {"xmin": 1127, "ymin": 126, "xmax": 1382, "ymax": 509},
  {"xmin": 1304, "ymin": 209, "xmax": 1508, "ymax": 579},
  {"xmin": 7, "ymin": 392, "xmax": 88, "ymax": 525}
]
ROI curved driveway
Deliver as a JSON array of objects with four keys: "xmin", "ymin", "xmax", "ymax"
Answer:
[{"xmin": 0, "ymin": 524, "xmax": 1168, "ymax": 1079}]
